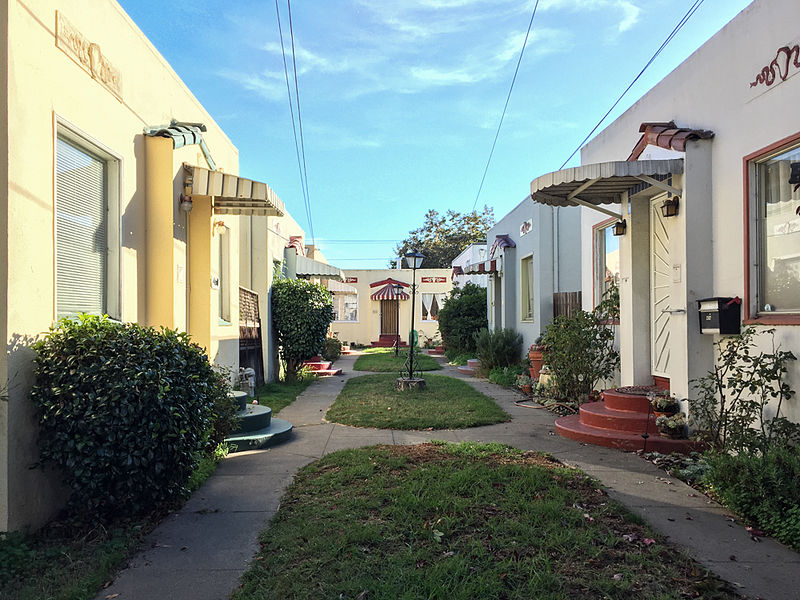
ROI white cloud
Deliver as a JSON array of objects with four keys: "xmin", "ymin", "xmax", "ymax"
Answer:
[
  {"xmin": 217, "ymin": 69, "xmax": 286, "ymax": 102},
  {"xmin": 539, "ymin": 0, "xmax": 642, "ymax": 33}
]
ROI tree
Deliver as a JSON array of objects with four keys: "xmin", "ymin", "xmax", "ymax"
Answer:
[
  {"xmin": 272, "ymin": 278, "xmax": 334, "ymax": 380},
  {"xmin": 393, "ymin": 207, "xmax": 495, "ymax": 268},
  {"xmin": 437, "ymin": 282, "xmax": 487, "ymax": 355}
]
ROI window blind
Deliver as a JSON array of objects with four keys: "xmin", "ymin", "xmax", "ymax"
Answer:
[{"xmin": 56, "ymin": 137, "xmax": 107, "ymax": 316}]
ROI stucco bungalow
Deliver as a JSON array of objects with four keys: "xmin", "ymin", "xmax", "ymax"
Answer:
[{"xmin": 526, "ymin": 0, "xmax": 800, "ymax": 430}]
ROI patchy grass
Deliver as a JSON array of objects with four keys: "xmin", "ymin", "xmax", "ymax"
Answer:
[
  {"xmin": 253, "ymin": 379, "xmax": 313, "ymax": 414},
  {"xmin": 354, "ymin": 347, "xmax": 442, "ymax": 372},
  {"xmin": 326, "ymin": 373, "xmax": 509, "ymax": 430},
  {"xmin": 232, "ymin": 442, "xmax": 738, "ymax": 600}
]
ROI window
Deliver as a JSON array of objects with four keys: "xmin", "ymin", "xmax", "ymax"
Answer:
[
  {"xmin": 520, "ymin": 255, "xmax": 534, "ymax": 321},
  {"xmin": 55, "ymin": 130, "xmax": 119, "ymax": 318},
  {"xmin": 421, "ymin": 293, "xmax": 446, "ymax": 321},
  {"xmin": 333, "ymin": 293, "xmax": 358, "ymax": 321},
  {"xmin": 217, "ymin": 227, "xmax": 231, "ymax": 323},
  {"xmin": 747, "ymin": 136, "xmax": 800, "ymax": 319},
  {"xmin": 593, "ymin": 220, "xmax": 621, "ymax": 306}
]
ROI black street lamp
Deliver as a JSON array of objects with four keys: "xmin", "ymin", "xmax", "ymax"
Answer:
[
  {"xmin": 404, "ymin": 250, "xmax": 425, "ymax": 379},
  {"xmin": 393, "ymin": 283, "xmax": 403, "ymax": 356}
]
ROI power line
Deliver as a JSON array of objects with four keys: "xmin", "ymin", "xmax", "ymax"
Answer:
[
  {"xmin": 558, "ymin": 0, "xmax": 706, "ymax": 170},
  {"xmin": 472, "ymin": 0, "xmax": 541, "ymax": 212},
  {"xmin": 287, "ymin": 0, "xmax": 315, "ymax": 245}
]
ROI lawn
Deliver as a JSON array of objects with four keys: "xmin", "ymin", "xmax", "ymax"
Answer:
[
  {"xmin": 253, "ymin": 378, "xmax": 313, "ymax": 414},
  {"xmin": 353, "ymin": 347, "xmax": 442, "ymax": 372},
  {"xmin": 232, "ymin": 442, "xmax": 737, "ymax": 600},
  {"xmin": 325, "ymin": 373, "xmax": 509, "ymax": 429}
]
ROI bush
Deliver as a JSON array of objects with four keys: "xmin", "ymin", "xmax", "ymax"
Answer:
[
  {"xmin": 322, "ymin": 337, "xmax": 343, "ymax": 362},
  {"xmin": 30, "ymin": 315, "xmax": 234, "ymax": 521},
  {"xmin": 488, "ymin": 364, "xmax": 526, "ymax": 387},
  {"xmin": 704, "ymin": 446, "xmax": 800, "ymax": 550},
  {"xmin": 437, "ymin": 283, "xmax": 487, "ymax": 355},
  {"xmin": 540, "ymin": 285, "xmax": 619, "ymax": 406},
  {"xmin": 272, "ymin": 278, "xmax": 334, "ymax": 380},
  {"xmin": 474, "ymin": 328, "xmax": 522, "ymax": 372}
]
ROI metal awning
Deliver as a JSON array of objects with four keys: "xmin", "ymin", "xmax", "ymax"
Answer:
[
  {"xmin": 295, "ymin": 254, "xmax": 343, "ymax": 280},
  {"xmin": 370, "ymin": 284, "xmax": 410, "ymax": 301},
  {"xmin": 183, "ymin": 164, "xmax": 285, "ymax": 217},
  {"xmin": 327, "ymin": 279, "xmax": 357, "ymax": 294},
  {"xmin": 530, "ymin": 159, "xmax": 684, "ymax": 220},
  {"xmin": 464, "ymin": 257, "xmax": 502, "ymax": 275}
]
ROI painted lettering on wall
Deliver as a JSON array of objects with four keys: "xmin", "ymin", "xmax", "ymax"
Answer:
[
  {"xmin": 345, "ymin": 277, "xmax": 358, "ymax": 283},
  {"xmin": 56, "ymin": 12, "xmax": 123, "ymax": 101},
  {"xmin": 750, "ymin": 43, "xmax": 800, "ymax": 89},
  {"xmin": 520, "ymin": 218, "xmax": 533, "ymax": 236},
  {"xmin": 421, "ymin": 277, "xmax": 447, "ymax": 283}
]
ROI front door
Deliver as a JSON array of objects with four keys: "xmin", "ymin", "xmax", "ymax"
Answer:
[
  {"xmin": 380, "ymin": 299, "xmax": 398, "ymax": 335},
  {"xmin": 650, "ymin": 194, "xmax": 672, "ymax": 378}
]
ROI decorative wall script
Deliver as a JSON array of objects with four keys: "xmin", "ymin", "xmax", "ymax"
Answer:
[
  {"xmin": 749, "ymin": 44, "xmax": 800, "ymax": 89},
  {"xmin": 345, "ymin": 277, "xmax": 358, "ymax": 283},
  {"xmin": 520, "ymin": 218, "xmax": 533, "ymax": 236},
  {"xmin": 56, "ymin": 12, "xmax": 122, "ymax": 100},
  {"xmin": 421, "ymin": 277, "xmax": 447, "ymax": 283}
]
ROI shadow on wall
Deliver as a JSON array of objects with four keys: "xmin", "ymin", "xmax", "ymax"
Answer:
[{"xmin": 123, "ymin": 133, "xmax": 147, "ymax": 323}]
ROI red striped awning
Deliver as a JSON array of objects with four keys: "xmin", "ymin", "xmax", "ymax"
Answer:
[
  {"xmin": 464, "ymin": 257, "xmax": 502, "ymax": 275},
  {"xmin": 370, "ymin": 284, "xmax": 410, "ymax": 300}
]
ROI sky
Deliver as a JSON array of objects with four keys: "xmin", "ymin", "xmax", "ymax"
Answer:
[{"xmin": 119, "ymin": 0, "xmax": 752, "ymax": 268}]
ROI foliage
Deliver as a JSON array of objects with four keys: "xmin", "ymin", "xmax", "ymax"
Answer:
[
  {"xmin": 703, "ymin": 446, "xmax": 800, "ymax": 551},
  {"xmin": 354, "ymin": 347, "xmax": 442, "ymax": 372},
  {"xmin": 488, "ymin": 364, "xmax": 526, "ymax": 387},
  {"xmin": 688, "ymin": 327, "xmax": 799, "ymax": 453},
  {"xmin": 474, "ymin": 328, "xmax": 523, "ymax": 372},
  {"xmin": 253, "ymin": 378, "xmax": 314, "ymax": 415},
  {"xmin": 445, "ymin": 350, "xmax": 471, "ymax": 366},
  {"xmin": 29, "ymin": 315, "xmax": 234, "ymax": 521},
  {"xmin": 437, "ymin": 282, "xmax": 488, "ymax": 355},
  {"xmin": 187, "ymin": 443, "xmax": 230, "ymax": 493},
  {"xmin": 655, "ymin": 413, "xmax": 687, "ymax": 432},
  {"xmin": 0, "ymin": 531, "xmax": 34, "ymax": 588},
  {"xmin": 322, "ymin": 337, "xmax": 343, "ymax": 362},
  {"xmin": 516, "ymin": 373, "xmax": 533, "ymax": 387},
  {"xmin": 540, "ymin": 285, "xmax": 619, "ymax": 406},
  {"xmin": 272, "ymin": 278, "xmax": 334, "ymax": 380},
  {"xmin": 325, "ymin": 374, "xmax": 509, "ymax": 430},
  {"xmin": 393, "ymin": 207, "xmax": 495, "ymax": 268},
  {"xmin": 650, "ymin": 393, "xmax": 679, "ymax": 411},
  {"xmin": 233, "ymin": 443, "xmax": 737, "ymax": 600}
]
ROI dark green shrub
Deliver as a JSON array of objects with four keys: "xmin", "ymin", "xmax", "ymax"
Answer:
[
  {"xmin": 322, "ymin": 337, "xmax": 343, "ymax": 362},
  {"xmin": 0, "ymin": 532, "xmax": 34, "ymax": 587},
  {"xmin": 272, "ymin": 278, "xmax": 334, "ymax": 380},
  {"xmin": 488, "ymin": 364, "xmax": 526, "ymax": 387},
  {"xmin": 30, "ymin": 315, "xmax": 234, "ymax": 521},
  {"xmin": 704, "ymin": 446, "xmax": 800, "ymax": 550},
  {"xmin": 437, "ymin": 283, "xmax": 487, "ymax": 355},
  {"xmin": 474, "ymin": 328, "xmax": 522, "ymax": 372}
]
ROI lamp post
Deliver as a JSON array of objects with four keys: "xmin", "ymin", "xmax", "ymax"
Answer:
[
  {"xmin": 392, "ymin": 283, "xmax": 403, "ymax": 356},
  {"xmin": 404, "ymin": 250, "xmax": 425, "ymax": 379}
]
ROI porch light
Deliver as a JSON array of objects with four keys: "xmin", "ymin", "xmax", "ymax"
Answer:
[
  {"xmin": 660, "ymin": 196, "xmax": 680, "ymax": 218},
  {"xmin": 179, "ymin": 193, "xmax": 193, "ymax": 212},
  {"xmin": 213, "ymin": 220, "xmax": 227, "ymax": 235},
  {"xmin": 612, "ymin": 220, "xmax": 627, "ymax": 236}
]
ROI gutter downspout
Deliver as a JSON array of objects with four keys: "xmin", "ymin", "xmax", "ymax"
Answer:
[{"xmin": 553, "ymin": 206, "xmax": 560, "ymax": 293}]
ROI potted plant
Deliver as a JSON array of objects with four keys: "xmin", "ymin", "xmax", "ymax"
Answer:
[
  {"xmin": 516, "ymin": 373, "xmax": 533, "ymax": 395},
  {"xmin": 655, "ymin": 413, "xmax": 687, "ymax": 439},
  {"xmin": 649, "ymin": 393, "xmax": 680, "ymax": 418},
  {"xmin": 528, "ymin": 337, "xmax": 545, "ymax": 380}
]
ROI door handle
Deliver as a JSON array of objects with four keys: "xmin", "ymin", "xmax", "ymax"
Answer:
[{"xmin": 661, "ymin": 308, "xmax": 686, "ymax": 314}]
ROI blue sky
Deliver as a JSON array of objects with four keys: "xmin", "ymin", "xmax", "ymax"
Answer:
[{"xmin": 120, "ymin": 0, "xmax": 751, "ymax": 268}]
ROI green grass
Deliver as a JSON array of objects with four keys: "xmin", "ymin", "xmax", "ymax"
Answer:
[
  {"xmin": 353, "ymin": 347, "xmax": 442, "ymax": 372},
  {"xmin": 253, "ymin": 379, "xmax": 314, "ymax": 414},
  {"xmin": 232, "ymin": 442, "xmax": 737, "ymax": 600},
  {"xmin": 325, "ymin": 373, "xmax": 509, "ymax": 429}
]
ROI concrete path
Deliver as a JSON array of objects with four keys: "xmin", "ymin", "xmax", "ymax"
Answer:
[{"xmin": 97, "ymin": 353, "xmax": 800, "ymax": 600}]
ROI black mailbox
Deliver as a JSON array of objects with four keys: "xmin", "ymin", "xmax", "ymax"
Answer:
[{"xmin": 698, "ymin": 297, "xmax": 741, "ymax": 335}]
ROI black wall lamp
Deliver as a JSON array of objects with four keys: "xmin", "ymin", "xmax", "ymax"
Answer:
[
  {"xmin": 612, "ymin": 219, "xmax": 627, "ymax": 236},
  {"xmin": 661, "ymin": 196, "xmax": 680, "ymax": 217}
]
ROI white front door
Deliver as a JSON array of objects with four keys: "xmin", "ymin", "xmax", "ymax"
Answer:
[{"xmin": 650, "ymin": 194, "xmax": 672, "ymax": 377}]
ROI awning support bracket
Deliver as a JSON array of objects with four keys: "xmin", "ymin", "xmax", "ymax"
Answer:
[
  {"xmin": 634, "ymin": 175, "xmax": 682, "ymax": 196},
  {"xmin": 567, "ymin": 195, "xmax": 624, "ymax": 221}
]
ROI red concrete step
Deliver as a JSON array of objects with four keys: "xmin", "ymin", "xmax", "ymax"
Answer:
[
  {"xmin": 579, "ymin": 401, "xmax": 655, "ymax": 433},
  {"xmin": 555, "ymin": 414, "xmax": 703, "ymax": 454},
  {"xmin": 314, "ymin": 368, "xmax": 342, "ymax": 377},
  {"xmin": 371, "ymin": 340, "xmax": 408, "ymax": 347},
  {"xmin": 602, "ymin": 387, "xmax": 665, "ymax": 412},
  {"xmin": 457, "ymin": 365, "xmax": 475, "ymax": 376},
  {"xmin": 303, "ymin": 361, "xmax": 333, "ymax": 371},
  {"xmin": 467, "ymin": 359, "xmax": 481, "ymax": 370}
]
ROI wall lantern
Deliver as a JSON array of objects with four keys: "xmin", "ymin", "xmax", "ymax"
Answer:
[
  {"xmin": 660, "ymin": 196, "xmax": 680, "ymax": 218},
  {"xmin": 179, "ymin": 193, "xmax": 193, "ymax": 212},
  {"xmin": 612, "ymin": 219, "xmax": 627, "ymax": 236},
  {"xmin": 213, "ymin": 220, "xmax": 227, "ymax": 235}
]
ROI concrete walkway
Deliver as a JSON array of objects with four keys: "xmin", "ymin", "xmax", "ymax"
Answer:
[{"xmin": 97, "ymin": 353, "xmax": 800, "ymax": 600}]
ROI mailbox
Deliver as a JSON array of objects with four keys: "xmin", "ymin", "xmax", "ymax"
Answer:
[{"xmin": 698, "ymin": 297, "xmax": 741, "ymax": 335}]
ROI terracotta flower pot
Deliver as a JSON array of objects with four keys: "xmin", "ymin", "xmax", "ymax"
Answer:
[
  {"xmin": 520, "ymin": 384, "xmax": 532, "ymax": 395},
  {"xmin": 528, "ymin": 347, "xmax": 544, "ymax": 381}
]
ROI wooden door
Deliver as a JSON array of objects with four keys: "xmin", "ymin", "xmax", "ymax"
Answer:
[{"xmin": 381, "ymin": 299, "xmax": 398, "ymax": 335}]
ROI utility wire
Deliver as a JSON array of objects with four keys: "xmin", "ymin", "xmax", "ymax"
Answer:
[
  {"xmin": 274, "ymin": 0, "xmax": 311, "ymax": 232},
  {"xmin": 558, "ymin": 0, "xmax": 705, "ymax": 169},
  {"xmin": 287, "ymin": 0, "xmax": 315, "ymax": 245},
  {"xmin": 472, "ymin": 0, "xmax": 541, "ymax": 212}
]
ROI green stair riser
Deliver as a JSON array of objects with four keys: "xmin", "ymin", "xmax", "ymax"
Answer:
[{"xmin": 235, "ymin": 405, "xmax": 272, "ymax": 433}]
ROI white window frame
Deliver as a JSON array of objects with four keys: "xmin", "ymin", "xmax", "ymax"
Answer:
[
  {"xmin": 593, "ymin": 218, "xmax": 621, "ymax": 307},
  {"xmin": 520, "ymin": 254, "xmax": 534, "ymax": 322},
  {"xmin": 421, "ymin": 292, "xmax": 446, "ymax": 322},
  {"xmin": 217, "ymin": 226, "xmax": 231, "ymax": 324},
  {"xmin": 54, "ymin": 115, "xmax": 122, "ymax": 320},
  {"xmin": 332, "ymin": 292, "xmax": 359, "ymax": 322}
]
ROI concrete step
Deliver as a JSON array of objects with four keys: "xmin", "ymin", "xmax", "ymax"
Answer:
[
  {"xmin": 602, "ymin": 387, "xmax": 663, "ymax": 412},
  {"xmin": 235, "ymin": 405, "xmax": 272, "ymax": 433},
  {"xmin": 579, "ymin": 401, "xmax": 654, "ymax": 433},
  {"xmin": 314, "ymin": 368, "xmax": 342, "ymax": 377},
  {"xmin": 466, "ymin": 358, "xmax": 481, "ymax": 370},
  {"xmin": 457, "ymin": 365, "xmax": 475, "ymax": 376},
  {"xmin": 303, "ymin": 361, "xmax": 333, "ymax": 371},
  {"xmin": 225, "ymin": 417, "xmax": 293, "ymax": 452}
]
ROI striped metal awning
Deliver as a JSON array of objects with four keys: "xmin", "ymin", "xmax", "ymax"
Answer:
[
  {"xmin": 183, "ymin": 164, "xmax": 285, "ymax": 217},
  {"xmin": 370, "ymin": 284, "xmax": 410, "ymax": 301},
  {"xmin": 327, "ymin": 279, "xmax": 357, "ymax": 294},
  {"xmin": 464, "ymin": 257, "xmax": 502, "ymax": 275}
]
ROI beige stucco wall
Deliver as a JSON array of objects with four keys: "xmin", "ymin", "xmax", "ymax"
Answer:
[
  {"xmin": 332, "ymin": 269, "xmax": 453, "ymax": 347},
  {"xmin": 2, "ymin": 0, "xmax": 241, "ymax": 531},
  {"xmin": 578, "ymin": 0, "xmax": 800, "ymax": 418}
]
